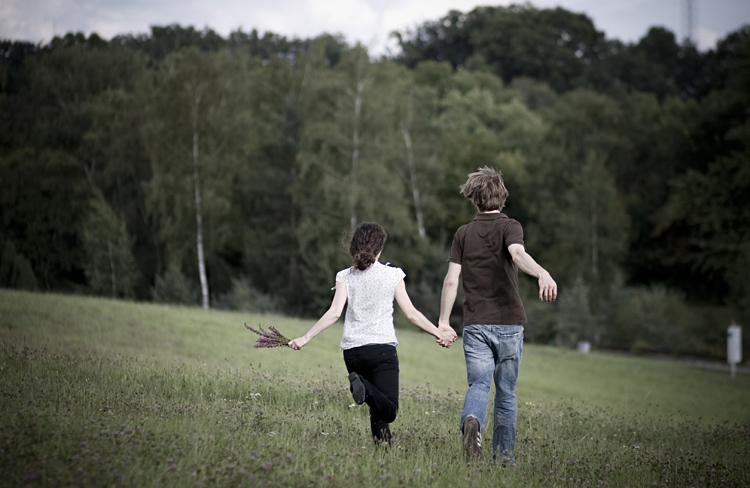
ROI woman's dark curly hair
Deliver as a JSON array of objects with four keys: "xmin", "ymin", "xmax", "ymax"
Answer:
[{"xmin": 349, "ymin": 222, "xmax": 387, "ymax": 271}]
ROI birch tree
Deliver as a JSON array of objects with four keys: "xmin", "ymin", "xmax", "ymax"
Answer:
[
  {"xmin": 298, "ymin": 44, "xmax": 394, "ymax": 231},
  {"xmin": 141, "ymin": 47, "xmax": 250, "ymax": 308},
  {"xmin": 394, "ymin": 79, "xmax": 443, "ymax": 239},
  {"xmin": 296, "ymin": 46, "xmax": 413, "ymax": 311},
  {"xmin": 340, "ymin": 45, "xmax": 375, "ymax": 233}
]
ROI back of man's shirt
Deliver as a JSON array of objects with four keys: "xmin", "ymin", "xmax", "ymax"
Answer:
[{"xmin": 449, "ymin": 212, "xmax": 527, "ymax": 326}]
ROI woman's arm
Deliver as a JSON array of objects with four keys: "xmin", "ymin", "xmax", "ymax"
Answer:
[
  {"xmin": 289, "ymin": 281, "xmax": 348, "ymax": 350},
  {"xmin": 394, "ymin": 279, "xmax": 456, "ymax": 347}
]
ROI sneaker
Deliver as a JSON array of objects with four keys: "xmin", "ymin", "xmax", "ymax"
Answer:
[
  {"xmin": 348, "ymin": 372, "xmax": 366, "ymax": 405},
  {"xmin": 462, "ymin": 417, "xmax": 482, "ymax": 461}
]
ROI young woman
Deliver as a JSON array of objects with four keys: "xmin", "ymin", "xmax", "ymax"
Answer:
[{"xmin": 289, "ymin": 222, "xmax": 456, "ymax": 443}]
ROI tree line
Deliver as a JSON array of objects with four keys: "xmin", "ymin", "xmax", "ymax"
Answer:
[{"xmin": 1, "ymin": 5, "xmax": 748, "ymax": 359}]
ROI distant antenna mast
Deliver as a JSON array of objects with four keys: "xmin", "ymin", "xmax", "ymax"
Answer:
[{"xmin": 684, "ymin": 0, "xmax": 695, "ymax": 44}]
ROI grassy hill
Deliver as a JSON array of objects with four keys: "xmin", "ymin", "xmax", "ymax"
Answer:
[{"xmin": 1, "ymin": 289, "xmax": 748, "ymax": 487}]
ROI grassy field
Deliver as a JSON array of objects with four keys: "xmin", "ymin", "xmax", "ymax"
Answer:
[{"xmin": 1, "ymin": 289, "xmax": 748, "ymax": 487}]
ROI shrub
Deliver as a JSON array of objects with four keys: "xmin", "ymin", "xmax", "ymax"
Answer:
[
  {"xmin": 214, "ymin": 276, "xmax": 282, "ymax": 314},
  {"xmin": 555, "ymin": 277, "xmax": 597, "ymax": 347},
  {"xmin": 0, "ymin": 240, "xmax": 38, "ymax": 291},
  {"xmin": 151, "ymin": 261, "xmax": 198, "ymax": 305}
]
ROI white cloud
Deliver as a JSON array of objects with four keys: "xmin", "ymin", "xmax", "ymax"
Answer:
[{"xmin": 695, "ymin": 26, "xmax": 720, "ymax": 51}]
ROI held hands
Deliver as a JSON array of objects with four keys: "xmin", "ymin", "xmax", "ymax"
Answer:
[{"xmin": 436, "ymin": 324, "xmax": 458, "ymax": 348}]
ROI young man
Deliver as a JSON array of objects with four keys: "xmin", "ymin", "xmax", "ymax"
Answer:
[{"xmin": 438, "ymin": 167, "xmax": 557, "ymax": 463}]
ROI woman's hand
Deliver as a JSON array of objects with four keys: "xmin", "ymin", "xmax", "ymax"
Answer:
[{"xmin": 288, "ymin": 336, "xmax": 309, "ymax": 350}]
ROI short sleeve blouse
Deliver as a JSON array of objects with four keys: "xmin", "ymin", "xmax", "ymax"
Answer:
[{"xmin": 336, "ymin": 261, "xmax": 405, "ymax": 350}]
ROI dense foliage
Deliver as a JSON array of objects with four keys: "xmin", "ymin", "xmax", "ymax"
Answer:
[{"xmin": 1, "ymin": 5, "xmax": 748, "ymax": 358}]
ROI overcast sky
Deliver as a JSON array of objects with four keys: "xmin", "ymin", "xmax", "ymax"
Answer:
[{"xmin": 2, "ymin": 0, "xmax": 749, "ymax": 55}]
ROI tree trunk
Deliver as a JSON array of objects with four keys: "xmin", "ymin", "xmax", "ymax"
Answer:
[
  {"xmin": 350, "ymin": 80, "xmax": 363, "ymax": 233},
  {"xmin": 348, "ymin": 51, "xmax": 374, "ymax": 234},
  {"xmin": 192, "ymin": 91, "xmax": 210, "ymax": 309},
  {"xmin": 400, "ymin": 89, "xmax": 426, "ymax": 238},
  {"xmin": 591, "ymin": 196, "xmax": 599, "ymax": 282}
]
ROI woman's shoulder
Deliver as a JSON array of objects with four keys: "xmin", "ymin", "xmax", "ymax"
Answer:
[
  {"xmin": 381, "ymin": 262, "xmax": 405, "ymax": 278},
  {"xmin": 336, "ymin": 267, "xmax": 353, "ymax": 281}
]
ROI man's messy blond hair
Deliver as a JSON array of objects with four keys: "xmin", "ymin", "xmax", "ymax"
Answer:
[{"xmin": 460, "ymin": 166, "xmax": 509, "ymax": 212}]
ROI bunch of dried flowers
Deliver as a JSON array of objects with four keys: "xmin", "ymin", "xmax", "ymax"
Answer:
[{"xmin": 244, "ymin": 323, "xmax": 290, "ymax": 348}]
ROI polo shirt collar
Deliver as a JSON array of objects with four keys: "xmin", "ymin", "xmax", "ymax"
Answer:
[{"xmin": 474, "ymin": 212, "xmax": 507, "ymax": 221}]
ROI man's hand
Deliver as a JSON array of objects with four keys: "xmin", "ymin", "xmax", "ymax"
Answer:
[
  {"xmin": 538, "ymin": 272, "xmax": 557, "ymax": 303},
  {"xmin": 508, "ymin": 244, "xmax": 557, "ymax": 303}
]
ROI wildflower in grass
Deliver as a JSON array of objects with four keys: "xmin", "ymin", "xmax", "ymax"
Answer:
[{"xmin": 244, "ymin": 323, "xmax": 290, "ymax": 348}]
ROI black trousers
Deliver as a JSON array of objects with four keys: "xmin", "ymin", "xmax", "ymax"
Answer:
[{"xmin": 343, "ymin": 344, "xmax": 399, "ymax": 441}]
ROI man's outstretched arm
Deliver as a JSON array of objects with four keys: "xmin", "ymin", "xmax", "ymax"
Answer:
[{"xmin": 508, "ymin": 243, "xmax": 557, "ymax": 302}]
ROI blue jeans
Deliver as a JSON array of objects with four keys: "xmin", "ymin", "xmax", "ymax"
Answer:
[{"xmin": 460, "ymin": 324, "xmax": 524, "ymax": 460}]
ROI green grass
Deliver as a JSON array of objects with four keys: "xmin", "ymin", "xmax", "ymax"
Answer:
[{"xmin": 1, "ymin": 289, "xmax": 749, "ymax": 487}]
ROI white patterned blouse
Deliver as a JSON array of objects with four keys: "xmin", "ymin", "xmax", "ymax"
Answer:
[{"xmin": 336, "ymin": 261, "xmax": 405, "ymax": 350}]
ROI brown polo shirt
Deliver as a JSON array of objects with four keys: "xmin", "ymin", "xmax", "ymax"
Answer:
[{"xmin": 448, "ymin": 212, "xmax": 527, "ymax": 326}]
